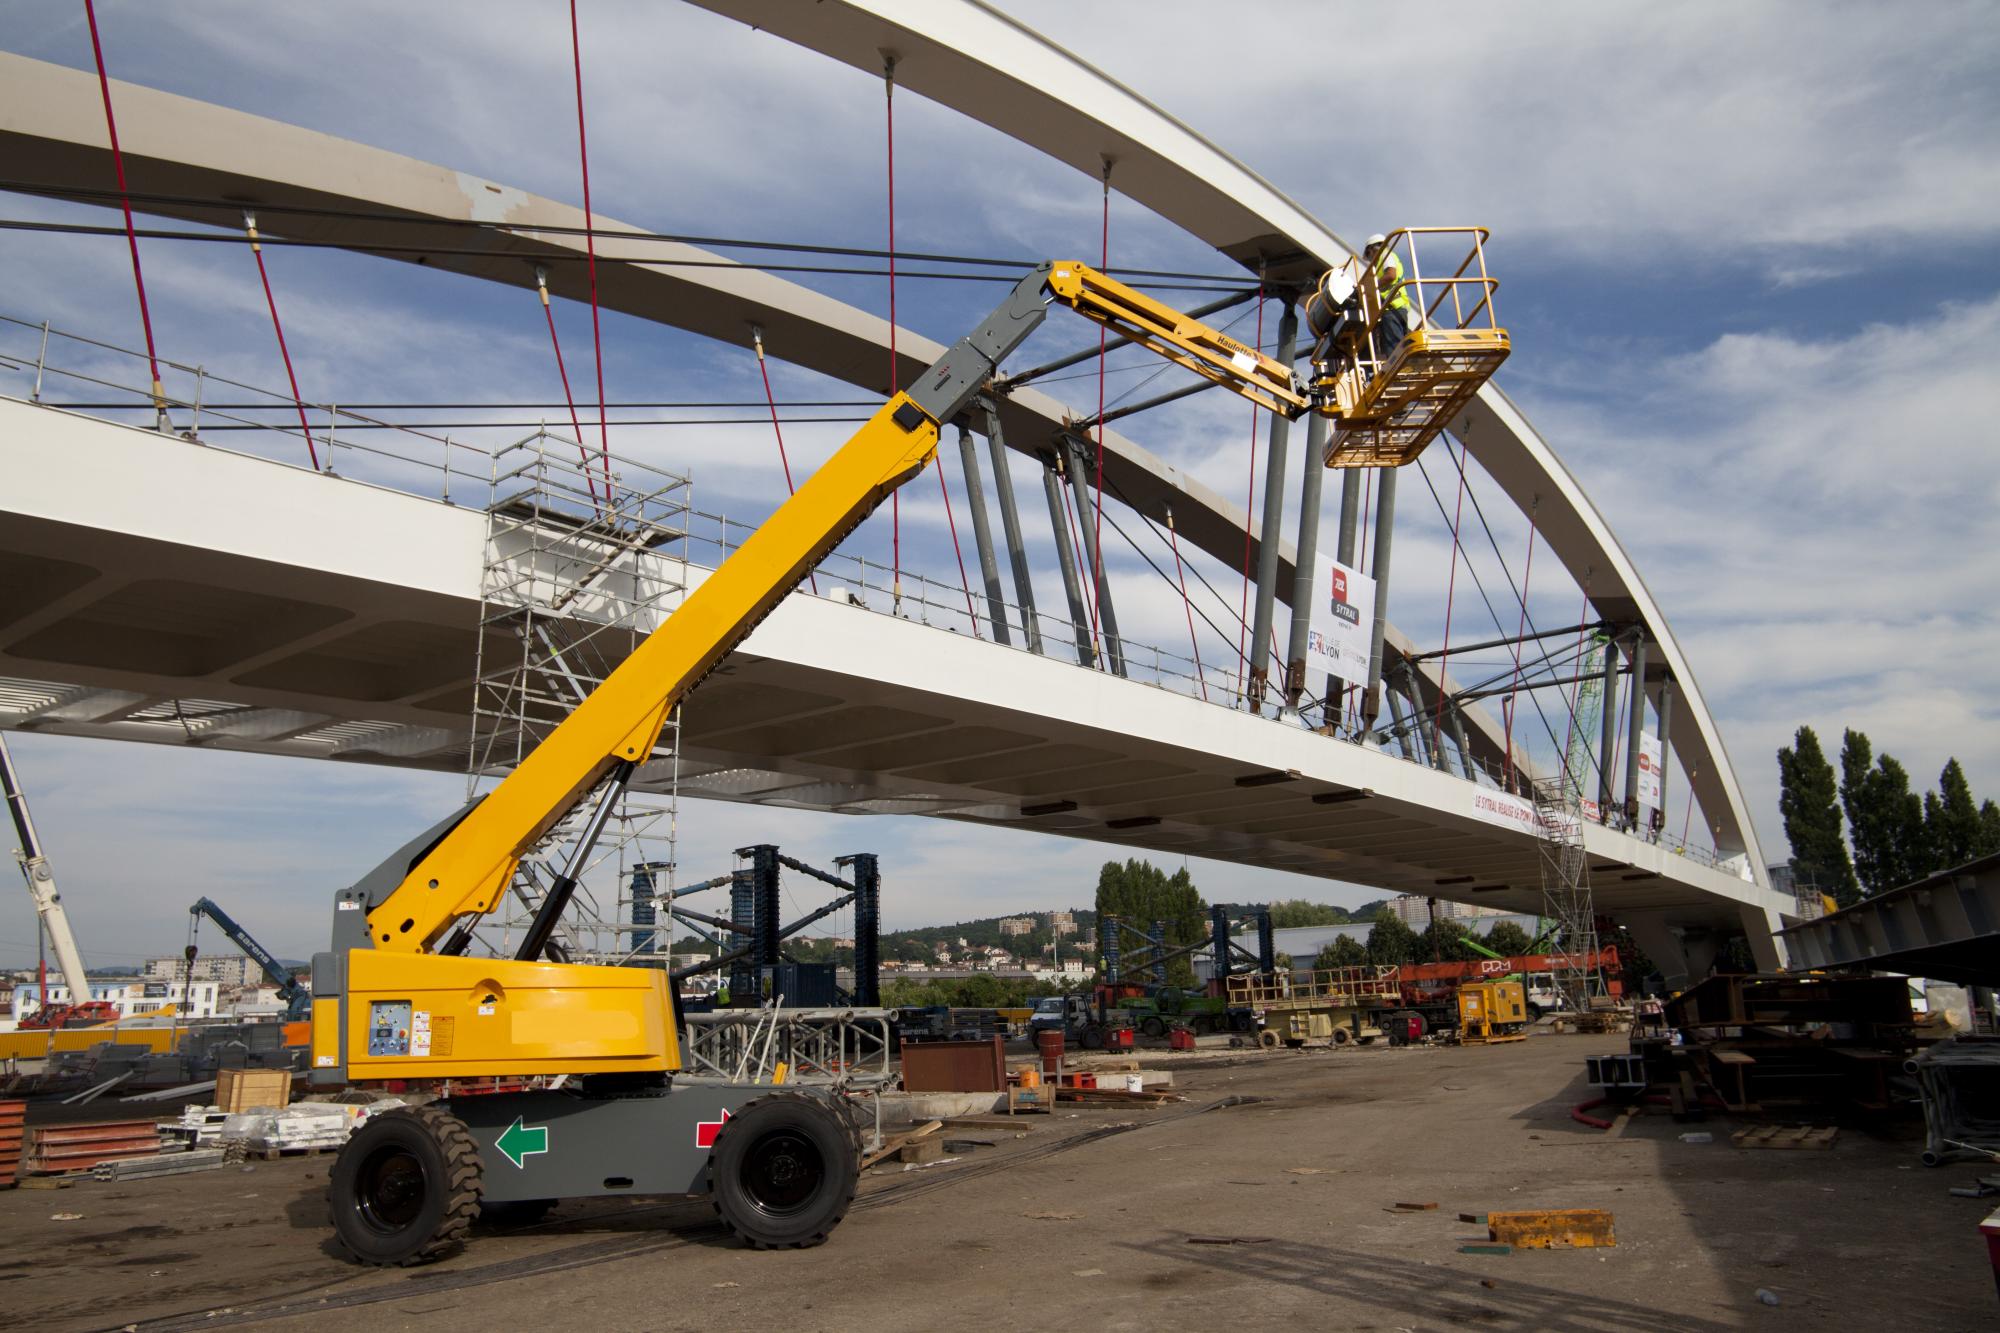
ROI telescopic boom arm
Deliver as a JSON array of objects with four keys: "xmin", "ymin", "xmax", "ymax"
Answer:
[
  {"xmin": 0, "ymin": 732, "xmax": 92, "ymax": 1000},
  {"xmin": 354, "ymin": 261, "xmax": 1345, "ymax": 958}
]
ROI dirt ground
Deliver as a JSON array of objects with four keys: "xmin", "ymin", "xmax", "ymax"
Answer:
[{"xmin": 3, "ymin": 1031, "xmax": 1993, "ymax": 1332}]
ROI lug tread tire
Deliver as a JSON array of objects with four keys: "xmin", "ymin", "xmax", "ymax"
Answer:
[
  {"xmin": 707, "ymin": 1094, "xmax": 858, "ymax": 1251},
  {"xmin": 327, "ymin": 1105, "xmax": 482, "ymax": 1267}
]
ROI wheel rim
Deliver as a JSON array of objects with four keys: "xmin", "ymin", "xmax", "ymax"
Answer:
[
  {"xmin": 740, "ymin": 1128, "xmax": 826, "ymax": 1219},
  {"xmin": 354, "ymin": 1144, "xmax": 428, "ymax": 1235}
]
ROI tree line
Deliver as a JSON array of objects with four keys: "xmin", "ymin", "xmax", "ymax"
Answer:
[{"xmin": 1778, "ymin": 726, "xmax": 2000, "ymax": 907}]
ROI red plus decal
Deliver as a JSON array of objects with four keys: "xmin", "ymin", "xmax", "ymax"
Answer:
[{"xmin": 695, "ymin": 1108, "xmax": 732, "ymax": 1149}]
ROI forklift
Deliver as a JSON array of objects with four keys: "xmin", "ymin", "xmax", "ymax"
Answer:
[{"xmin": 315, "ymin": 237, "xmax": 1508, "ymax": 1265}]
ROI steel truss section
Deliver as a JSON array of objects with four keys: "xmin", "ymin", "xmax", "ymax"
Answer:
[{"xmin": 677, "ymin": 1007, "xmax": 895, "ymax": 1091}]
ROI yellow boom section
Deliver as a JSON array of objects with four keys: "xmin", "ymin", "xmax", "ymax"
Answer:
[
  {"xmin": 1044, "ymin": 262, "xmax": 1309, "ymax": 417},
  {"xmin": 368, "ymin": 396, "xmax": 941, "ymax": 952}
]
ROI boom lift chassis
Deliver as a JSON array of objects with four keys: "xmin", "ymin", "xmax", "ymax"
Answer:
[{"xmin": 313, "ymin": 250, "xmax": 1506, "ymax": 1265}]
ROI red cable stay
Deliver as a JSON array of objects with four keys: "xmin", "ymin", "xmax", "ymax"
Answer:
[
  {"xmin": 752, "ymin": 327, "xmax": 814, "ymax": 593},
  {"xmin": 82, "ymin": 0, "xmax": 165, "ymax": 420},
  {"xmin": 241, "ymin": 212, "xmax": 319, "ymax": 470},
  {"xmin": 1502, "ymin": 497, "xmax": 1540, "ymax": 792},
  {"xmin": 1234, "ymin": 285, "xmax": 1266, "ymax": 698},
  {"xmin": 535, "ymin": 267, "xmax": 603, "ymax": 513},
  {"xmin": 1431, "ymin": 439, "xmax": 1471, "ymax": 759},
  {"xmin": 1165, "ymin": 505, "xmax": 1206, "ymax": 701},
  {"xmin": 567, "ymin": 0, "xmax": 612, "ymax": 503}
]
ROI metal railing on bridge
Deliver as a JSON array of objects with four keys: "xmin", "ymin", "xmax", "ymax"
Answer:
[{"xmin": 0, "ymin": 310, "xmax": 1729, "ymax": 871}]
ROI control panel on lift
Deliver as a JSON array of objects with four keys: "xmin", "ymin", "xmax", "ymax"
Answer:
[{"xmin": 368, "ymin": 1000, "xmax": 412, "ymax": 1057}]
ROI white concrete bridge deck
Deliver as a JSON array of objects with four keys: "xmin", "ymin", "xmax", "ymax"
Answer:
[{"xmin": 0, "ymin": 396, "xmax": 1789, "ymax": 974}]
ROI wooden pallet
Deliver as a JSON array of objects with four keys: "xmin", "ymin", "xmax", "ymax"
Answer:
[{"xmin": 1731, "ymin": 1125, "xmax": 1837, "ymax": 1151}]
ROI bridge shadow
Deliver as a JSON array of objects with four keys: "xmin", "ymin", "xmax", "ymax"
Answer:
[{"xmin": 1118, "ymin": 1229, "xmax": 1733, "ymax": 1333}]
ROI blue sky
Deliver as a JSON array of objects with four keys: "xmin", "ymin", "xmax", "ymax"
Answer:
[{"xmin": 2, "ymin": 1, "xmax": 1996, "ymax": 969}]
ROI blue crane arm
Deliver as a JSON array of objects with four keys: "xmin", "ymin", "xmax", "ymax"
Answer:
[{"xmin": 191, "ymin": 896, "xmax": 310, "ymax": 1016}]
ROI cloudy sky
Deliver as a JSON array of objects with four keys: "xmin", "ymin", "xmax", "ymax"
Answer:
[{"xmin": 1, "ymin": 1, "xmax": 1996, "ymax": 969}]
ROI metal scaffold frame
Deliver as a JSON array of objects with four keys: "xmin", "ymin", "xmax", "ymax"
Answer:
[
  {"xmin": 464, "ymin": 428, "xmax": 693, "ymax": 963},
  {"xmin": 1532, "ymin": 775, "xmax": 1606, "ymax": 1015}
]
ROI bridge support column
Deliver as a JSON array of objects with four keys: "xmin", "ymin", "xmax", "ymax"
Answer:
[
  {"xmin": 1247, "ymin": 301, "xmax": 1298, "ymax": 713},
  {"xmin": 1449, "ymin": 706, "xmax": 1476, "ymax": 780},
  {"xmin": 1040, "ymin": 453, "xmax": 1095, "ymax": 668},
  {"xmin": 1623, "ymin": 634, "xmax": 1651, "ymax": 828},
  {"xmin": 1654, "ymin": 676, "xmax": 1676, "ymax": 839},
  {"xmin": 980, "ymin": 401, "xmax": 1041, "ymax": 654},
  {"xmin": 1327, "ymin": 458, "xmax": 1362, "ymax": 730},
  {"xmin": 955, "ymin": 422, "xmax": 1010, "ymax": 646},
  {"xmin": 1061, "ymin": 434, "xmax": 1126, "ymax": 677},
  {"xmin": 1362, "ymin": 467, "xmax": 1397, "ymax": 737},
  {"xmin": 1283, "ymin": 399, "xmax": 1329, "ymax": 715},
  {"xmin": 1383, "ymin": 663, "xmax": 1415, "ymax": 760},
  {"xmin": 1597, "ymin": 633, "xmax": 1621, "ymax": 815}
]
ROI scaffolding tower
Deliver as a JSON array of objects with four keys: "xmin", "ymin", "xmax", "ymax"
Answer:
[
  {"xmin": 1532, "ymin": 774, "xmax": 1606, "ymax": 1015},
  {"xmin": 464, "ymin": 429, "xmax": 693, "ymax": 964}
]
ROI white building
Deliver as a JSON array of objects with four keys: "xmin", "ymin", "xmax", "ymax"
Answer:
[
  {"xmin": 11, "ymin": 978, "xmax": 221, "ymax": 1019},
  {"xmin": 998, "ymin": 916, "xmax": 1034, "ymax": 937},
  {"xmin": 1386, "ymin": 895, "xmax": 1504, "ymax": 928},
  {"xmin": 1048, "ymin": 912, "xmax": 1078, "ymax": 938},
  {"xmin": 142, "ymin": 953, "xmax": 264, "ymax": 987}
]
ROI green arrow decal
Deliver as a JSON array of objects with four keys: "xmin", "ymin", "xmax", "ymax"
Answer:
[{"xmin": 495, "ymin": 1116, "xmax": 549, "ymax": 1170}]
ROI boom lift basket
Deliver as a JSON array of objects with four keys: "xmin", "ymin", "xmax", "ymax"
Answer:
[{"xmin": 1307, "ymin": 227, "xmax": 1510, "ymax": 468}]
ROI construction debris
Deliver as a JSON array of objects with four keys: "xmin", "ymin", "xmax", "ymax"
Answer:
[
  {"xmin": 861, "ymin": 1119, "xmax": 942, "ymax": 1169},
  {"xmin": 23, "ymin": 1120, "xmax": 167, "ymax": 1176},
  {"xmin": 1731, "ymin": 1125, "xmax": 1837, "ymax": 1151},
  {"xmin": 93, "ymin": 1148, "xmax": 227, "ymax": 1182},
  {"xmin": 1487, "ymin": 1208, "xmax": 1616, "ymax": 1249}
]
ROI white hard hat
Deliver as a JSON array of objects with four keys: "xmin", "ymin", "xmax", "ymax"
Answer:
[{"xmin": 1364, "ymin": 233, "xmax": 1387, "ymax": 250}]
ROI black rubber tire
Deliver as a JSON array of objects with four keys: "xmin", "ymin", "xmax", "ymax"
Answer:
[
  {"xmin": 1258, "ymin": 1029, "xmax": 1281, "ymax": 1049},
  {"xmin": 327, "ymin": 1106, "xmax": 481, "ymax": 1267},
  {"xmin": 1526, "ymin": 1002, "xmax": 1546, "ymax": 1022},
  {"xmin": 1080, "ymin": 1024, "xmax": 1106, "ymax": 1051},
  {"xmin": 1331, "ymin": 1026, "xmax": 1354, "ymax": 1047},
  {"xmin": 1140, "ymin": 1016, "xmax": 1167, "ymax": 1039},
  {"xmin": 1231, "ymin": 1011, "xmax": 1256, "ymax": 1033},
  {"xmin": 708, "ymin": 1095, "xmax": 858, "ymax": 1250}
]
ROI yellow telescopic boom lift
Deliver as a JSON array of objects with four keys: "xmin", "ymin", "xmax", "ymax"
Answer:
[{"xmin": 315, "ymin": 248, "xmax": 1506, "ymax": 1266}]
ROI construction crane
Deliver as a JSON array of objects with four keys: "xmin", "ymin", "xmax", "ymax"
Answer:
[
  {"xmin": 0, "ymin": 732, "xmax": 115, "ymax": 1029},
  {"xmin": 314, "ymin": 248, "xmax": 1508, "ymax": 1266},
  {"xmin": 187, "ymin": 898, "xmax": 311, "ymax": 1020}
]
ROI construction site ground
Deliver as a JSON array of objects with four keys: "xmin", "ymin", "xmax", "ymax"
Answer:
[{"xmin": 2, "ymin": 1031, "xmax": 1990, "ymax": 1332}]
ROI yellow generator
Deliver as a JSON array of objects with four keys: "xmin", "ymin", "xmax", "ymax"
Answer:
[{"xmin": 1457, "ymin": 980, "xmax": 1528, "ymax": 1044}]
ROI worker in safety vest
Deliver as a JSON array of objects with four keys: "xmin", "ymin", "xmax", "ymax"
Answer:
[{"xmin": 1362, "ymin": 233, "xmax": 1412, "ymax": 358}]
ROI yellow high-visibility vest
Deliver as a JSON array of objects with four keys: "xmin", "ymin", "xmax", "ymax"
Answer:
[{"xmin": 1376, "ymin": 252, "xmax": 1411, "ymax": 312}]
